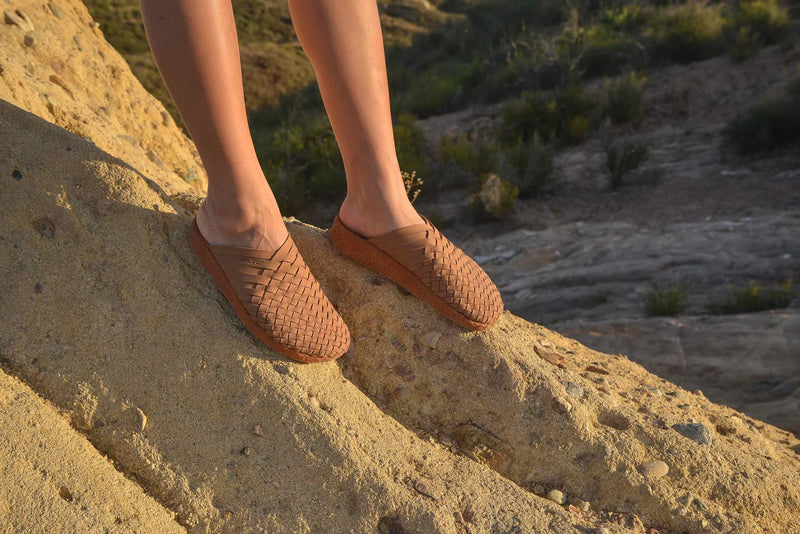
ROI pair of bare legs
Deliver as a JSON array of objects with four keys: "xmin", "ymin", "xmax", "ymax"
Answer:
[{"xmin": 139, "ymin": 0, "xmax": 424, "ymax": 252}]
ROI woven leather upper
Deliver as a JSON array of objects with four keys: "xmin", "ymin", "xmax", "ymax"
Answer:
[
  {"xmin": 209, "ymin": 235, "xmax": 350, "ymax": 360},
  {"xmin": 368, "ymin": 216, "xmax": 503, "ymax": 326}
]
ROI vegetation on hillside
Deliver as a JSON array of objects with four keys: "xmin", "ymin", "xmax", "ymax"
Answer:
[{"xmin": 85, "ymin": 0, "xmax": 798, "ymax": 221}]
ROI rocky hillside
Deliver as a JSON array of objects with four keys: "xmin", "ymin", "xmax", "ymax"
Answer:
[
  {"xmin": 2, "ymin": 2, "xmax": 800, "ymax": 533},
  {"xmin": 0, "ymin": 0, "xmax": 207, "ymax": 195}
]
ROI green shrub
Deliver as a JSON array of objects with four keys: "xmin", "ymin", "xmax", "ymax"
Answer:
[
  {"xmin": 729, "ymin": 26, "xmax": 762, "ymax": 61},
  {"xmin": 726, "ymin": 78, "xmax": 800, "ymax": 154},
  {"xmin": 500, "ymin": 84, "xmax": 598, "ymax": 146},
  {"xmin": 708, "ymin": 278, "xmax": 793, "ymax": 314},
  {"xmin": 468, "ymin": 173, "xmax": 519, "ymax": 221},
  {"xmin": 603, "ymin": 141, "xmax": 649, "ymax": 190},
  {"xmin": 394, "ymin": 114, "xmax": 429, "ymax": 178},
  {"xmin": 644, "ymin": 285, "xmax": 688, "ymax": 316},
  {"xmin": 604, "ymin": 72, "xmax": 647, "ymax": 124},
  {"xmin": 253, "ymin": 102, "xmax": 345, "ymax": 216},
  {"xmin": 647, "ymin": 1, "xmax": 726, "ymax": 63},
  {"xmin": 437, "ymin": 134, "xmax": 498, "ymax": 180},
  {"xmin": 730, "ymin": 0, "xmax": 790, "ymax": 44},
  {"xmin": 502, "ymin": 134, "xmax": 555, "ymax": 198}
]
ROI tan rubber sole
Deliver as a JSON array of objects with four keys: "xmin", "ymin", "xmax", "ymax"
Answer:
[
  {"xmin": 330, "ymin": 216, "xmax": 496, "ymax": 331},
  {"xmin": 188, "ymin": 219, "xmax": 340, "ymax": 364}
]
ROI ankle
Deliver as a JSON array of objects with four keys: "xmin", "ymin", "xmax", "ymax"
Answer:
[
  {"xmin": 339, "ymin": 179, "xmax": 423, "ymax": 238},
  {"xmin": 196, "ymin": 192, "xmax": 287, "ymax": 249}
]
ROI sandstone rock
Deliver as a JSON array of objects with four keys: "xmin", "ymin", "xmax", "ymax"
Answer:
[
  {"xmin": 637, "ymin": 460, "xmax": 669, "ymax": 479},
  {"xmin": 0, "ymin": 0, "xmax": 207, "ymax": 196},
  {"xmin": 547, "ymin": 489, "xmax": 567, "ymax": 505}
]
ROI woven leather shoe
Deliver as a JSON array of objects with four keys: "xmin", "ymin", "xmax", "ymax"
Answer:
[
  {"xmin": 189, "ymin": 218, "xmax": 350, "ymax": 362},
  {"xmin": 330, "ymin": 214, "xmax": 503, "ymax": 330}
]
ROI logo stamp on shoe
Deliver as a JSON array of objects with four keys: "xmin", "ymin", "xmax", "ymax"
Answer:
[{"xmin": 240, "ymin": 256, "xmax": 261, "ymax": 265}]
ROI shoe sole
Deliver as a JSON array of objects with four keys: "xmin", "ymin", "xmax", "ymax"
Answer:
[{"xmin": 189, "ymin": 219, "xmax": 341, "ymax": 363}]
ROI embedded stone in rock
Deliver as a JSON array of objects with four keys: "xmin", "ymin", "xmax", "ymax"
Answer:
[
  {"xmin": 672, "ymin": 422, "xmax": 713, "ymax": 446},
  {"xmin": 552, "ymin": 396, "xmax": 573, "ymax": 414},
  {"xmin": 48, "ymin": 2, "xmax": 65, "ymax": 19},
  {"xmin": 32, "ymin": 217, "xmax": 55, "ymax": 239},
  {"xmin": 453, "ymin": 423, "xmax": 514, "ymax": 471},
  {"xmin": 637, "ymin": 460, "xmax": 669, "ymax": 480},
  {"xmin": 547, "ymin": 489, "xmax": 567, "ymax": 505},
  {"xmin": 419, "ymin": 330, "xmax": 442, "ymax": 349}
]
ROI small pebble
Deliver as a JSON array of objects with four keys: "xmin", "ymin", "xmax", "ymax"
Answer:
[
  {"xmin": 134, "ymin": 406, "xmax": 147, "ymax": 432},
  {"xmin": 253, "ymin": 424, "xmax": 263, "ymax": 436},
  {"xmin": 547, "ymin": 489, "xmax": 567, "ymax": 505},
  {"xmin": 563, "ymin": 381, "xmax": 584, "ymax": 400},
  {"xmin": 34, "ymin": 283, "xmax": 43, "ymax": 294},
  {"xmin": 23, "ymin": 32, "xmax": 35, "ymax": 47},
  {"xmin": 12, "ymin": 169, "xmax": 22, "ymax": 180},
  {"xmin": 240, "ymin": 446, "xmax": 252, "ymax": 456},
  {"xmin": 637, "ymin": 460, "xmax": 669, "ymax": 479},
  {"xmin": 672, "ymin": 422, "xmax": 713, "ymax": 446},
  {"xmin": 48, "ymin": 3, "xmax": 65, "ymax": 19},
  {"xmin": 532, "ymin": 484, "xmax": 545, "ymax": 495},
  {"xmin": 308, "ymin": 395, "xmax": 320, "ymax": 410},
  {"xmin": 419, "ymin": 330, "xmax": 442, "ymax": 349},
  {"xmin": 552, "ymin": 396, "xmax": 572, "ymax": 414}
]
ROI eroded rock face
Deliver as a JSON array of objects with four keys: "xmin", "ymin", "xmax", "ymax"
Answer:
[
  {"xmin": 3, "ymin": 97, "xmax": 798, "ymax": 533},
  {"xmin": 0, "ymin": 0, "xmax": 206, "ymax": 196}
]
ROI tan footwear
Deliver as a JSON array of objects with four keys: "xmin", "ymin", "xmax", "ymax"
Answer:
[
  {"xmin": 189, "ymin": 218, "xmax": 350, "ymax": 362},
  {"xmin": 330, "ymin": 215, "xmax": 503, "ymax": 330}
]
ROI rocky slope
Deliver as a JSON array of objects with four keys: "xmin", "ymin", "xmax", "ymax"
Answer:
[
  {"xmin": 418, "ymin": 46, "xmax": 800, "ymax": 439},
  {"xmin": 3, "ymin": 94, "xmax": 800, "ymax": 533},
  {"xmin": 0, "ymin": 0, "xmax": 207, "ymax": 196},
  {"xmin": 1, "ymin": 2, "xmax": 800, "ymax": 533}
]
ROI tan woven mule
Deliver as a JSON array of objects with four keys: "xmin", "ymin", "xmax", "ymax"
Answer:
[
  {"xmin": 330, "ymin": 215, "xmax": 503, "ymax": 330},
  {"xmin": 189, "ymin": 218, "xmax": 350, "ymax": 363}
]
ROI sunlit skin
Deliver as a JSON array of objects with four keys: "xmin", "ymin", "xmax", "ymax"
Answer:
[{"xmin": 140, "ymin": 0, "xmax": 423, "ymax": 251}]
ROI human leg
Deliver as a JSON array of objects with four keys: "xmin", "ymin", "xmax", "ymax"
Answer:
[
  {"xmin": 286, "ymin": 0, "xmax": 423, "ymax": 238},
  {"xmin": 140, "ymin": 0, "xmax": 287, "ymax": 250}
]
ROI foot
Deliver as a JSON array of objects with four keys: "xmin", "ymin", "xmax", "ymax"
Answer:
[
  {"xmin": 195, "ymin": 191, "xmax": 289, "ymax": 252},
  {"xmin": 338, "ymin": 176, "xmax": 424, "ymax": 238}
]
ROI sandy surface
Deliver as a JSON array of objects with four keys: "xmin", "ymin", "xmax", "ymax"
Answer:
[
  {"xmin": 0, "ymin": 370, "xmax": 185, "ymax": 533},
  {"xmin": 2, "ymin": 98, "xmax": 800, "ymax": 533}
]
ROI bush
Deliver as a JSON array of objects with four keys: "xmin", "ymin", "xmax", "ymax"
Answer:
[
  {"xmin": 728, "ymin": 0, "xmax": 790, "ymax": 60},
  {"xmin": 730, "ymin": 0, "xmax": 790, "ymax": 44},
  {"xmin": 603, "ymin": 141, "xmax": 649, "ymax": 190},
  {"xmin": 708, "ymin": 278, "xmax": 793, "ymax": 314},
  {"xmin": 644, "ymin": 285, "xmax": 688, "ymax": 316},
  {"xmin": 647, "ymin": 1, "xmax": 726, "ymax": 63},
  {"xmin": 500, "ymin": 84, "xmax": 598, "ymax": 146},
  {"xmin": 468, "ymin": 173, "xmax": 519, "ymax": 221},
  {"xmin": 604, "ymin": 71, "xmax": 647, "ymax": 124},
  {"xmin": 394, "ymin": 114, "xmax": 429, "ymax": 178},
  {"xmin": 726, "ymin": 78, "xmax": 800, "ymax": 154},
  {"xmin": 501, "ymin": 134, "xmax": 555, "ymax": 198},
  {"xmin": 437, "ymin": 134, "xmax": 498, "ymax": 181}
]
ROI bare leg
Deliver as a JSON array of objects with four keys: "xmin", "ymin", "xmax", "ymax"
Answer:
[
  {"xmin": 140, "ymin": 0, "xmax": 287, "ymax": 250},
  {"xmin": 287, "ymin": 0, "xmax": 424, "ymax": 237}
]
